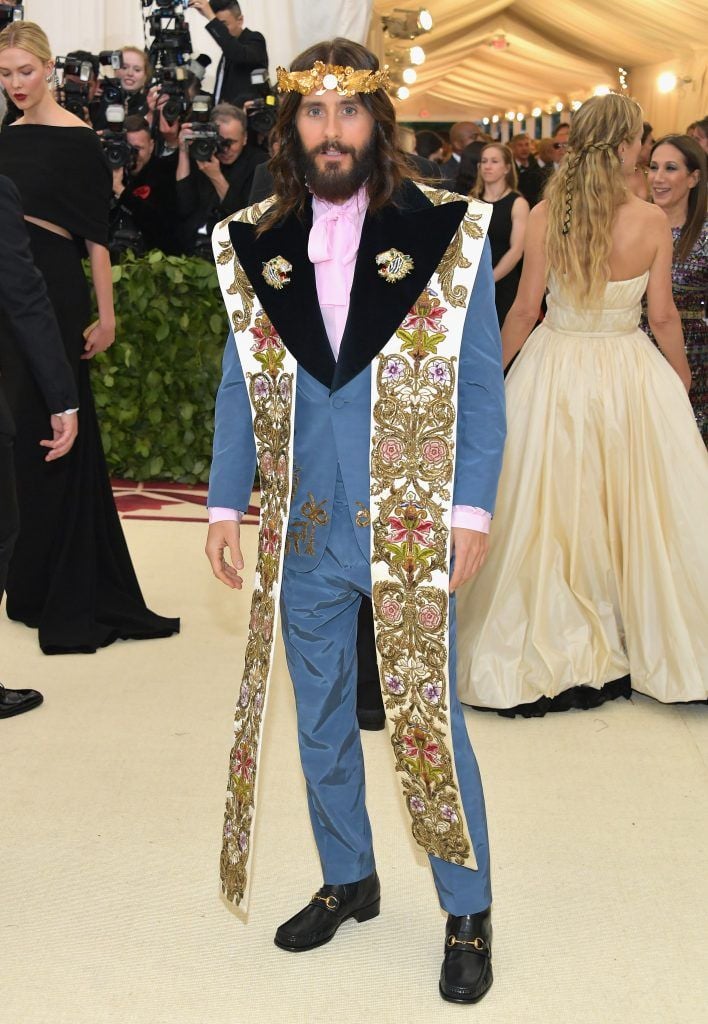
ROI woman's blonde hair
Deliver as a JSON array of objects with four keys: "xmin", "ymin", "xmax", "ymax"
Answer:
[
  {"xmin": 0, "ymin": 20, "xmax": 52, "ymax": 64},
  {"xmin": 471, "ymin": 143, "xmax": 517, "ymax": 198},
  {"xmin": 545, "ymin": 93, "xmax": 643, "ymax": 304}
]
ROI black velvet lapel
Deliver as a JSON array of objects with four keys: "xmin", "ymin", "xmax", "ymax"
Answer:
[
  {"xmin": 227, "ymin": 182, "xmax": 467, "ymax": 393},
  {"xmin": 331, "ymin": 181, "xmax": 468, "ymax": 392},
  {"xmin": 228, "ymin": 203, "xmax": 336, "ymax": 388}
]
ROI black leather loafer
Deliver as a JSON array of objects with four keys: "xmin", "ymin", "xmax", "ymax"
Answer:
[
  {"xmin": 439, "ymin": 908, "xmax": 493, "ymax": 1004},
  {"xmin": 274, "ymin": 871, "xmax": 381, "ymax": 951},
  {"xmin": 0, "ymin": 684, "xmax": 43, "ymax": 719}
]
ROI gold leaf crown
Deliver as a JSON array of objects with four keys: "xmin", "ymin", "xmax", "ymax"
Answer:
[{"xmin": 276, "ymin": 60, "xmax": 390, "ymax": 97}]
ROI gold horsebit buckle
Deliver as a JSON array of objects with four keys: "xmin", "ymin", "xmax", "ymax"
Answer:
[
  {"xmin": 446, "ymin": 935, "xmax": 487, "ymax": 951},
  {"xmin": 311, "ymin": 893, "xmax": 340, "ymax": 911}
]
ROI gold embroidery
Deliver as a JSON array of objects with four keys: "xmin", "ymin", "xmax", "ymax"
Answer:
[
  {"xmin": 370, "ymin": 281, "xmax": 473, "ymax": 866},
  {"xmin": 285, "ymin": 492, "xmax": 329, "ymax": 557},
  {"xmin": 220, "ymin": 310, "xmax": 294, "ymax": 905},
  {"xmin": 424, "ymin": 187, "xmax": 486, "ymax": 307},
  {"xmin": 355, "ymin": 502, "xmax": 371, "ymax": 527}
]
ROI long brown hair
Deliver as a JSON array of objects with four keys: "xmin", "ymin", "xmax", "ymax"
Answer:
[
  {"xmin": 650, "ymin": 134, "xmax": 707, "ymax": 262},
  {"xmin": 545, "ymin": 93, "xmax": 643, "ymax": 304},
  {"xmin": 257, "ymin": 38, "xmax": 414, "ymax": 235}
]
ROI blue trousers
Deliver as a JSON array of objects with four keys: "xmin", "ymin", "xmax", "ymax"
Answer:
[{"xmin": 280, "ymin": 475, "xmax": 492, "ymax": 915}]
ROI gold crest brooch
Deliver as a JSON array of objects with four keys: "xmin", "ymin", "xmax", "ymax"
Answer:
[
  {"xmin": 262, "ymin": 255, "xmax": 292, "ymax": 290},
  {"xmin": 375, "ymin": 248, "xmax": 414, "ymax": 284}
]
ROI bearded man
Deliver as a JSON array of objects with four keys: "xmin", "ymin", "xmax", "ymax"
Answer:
[{"xmin": 205, "ymin": 38, "xmax": 506, "ymax": 1005}]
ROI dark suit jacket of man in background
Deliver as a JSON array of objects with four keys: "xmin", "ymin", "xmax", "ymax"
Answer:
[
  {"xmin": 0, "ymin": 176, "xmax": 77, "ymax": 714},
  {"xmin": 206, "ymin": 19, "xmax": 268, "ymax": 105}
]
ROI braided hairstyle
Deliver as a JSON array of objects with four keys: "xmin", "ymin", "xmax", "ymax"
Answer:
[{"xmin": 545, "ymin": 94, "xmax": 643, "ymax": 304}]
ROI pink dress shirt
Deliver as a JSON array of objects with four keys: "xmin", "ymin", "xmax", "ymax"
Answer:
[{"xmin": 209, "ymin": 188, "xmax": 491, "ymax": 533}]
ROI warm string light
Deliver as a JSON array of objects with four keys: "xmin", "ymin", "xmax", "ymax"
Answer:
[{"xmin": 618, "ymin": 66, "xmax": 629, "ymax": 91}]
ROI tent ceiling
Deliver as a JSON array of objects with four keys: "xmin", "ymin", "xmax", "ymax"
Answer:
[{"xmin": 370, "ymin": 0, "xmax": 707, "ymax": 120}]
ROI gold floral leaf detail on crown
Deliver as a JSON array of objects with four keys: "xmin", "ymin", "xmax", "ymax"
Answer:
[{"xmin": 276, "ymin": 60, "xmax": 390, "ymax": 97}]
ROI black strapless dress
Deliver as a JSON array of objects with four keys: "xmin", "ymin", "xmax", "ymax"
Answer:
[{"xmin": 0, "ymin": 125, "xmax": 179, "ymax": 653}]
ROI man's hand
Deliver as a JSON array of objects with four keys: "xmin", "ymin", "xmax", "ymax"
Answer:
[
  {"xmin": 189, "ymin": 0, "xmax": 215, "ymax": 19},
  {"xmin": 40, "ymin": 411, "xmax": 78, "ymax": 462},
  {"xmin": 206, "ymin": 520, "xmax": 245, "ymax": 589},
  {"xmin": 449, "ymin": 527, "xmax": 489, "ymax": 593},
  {"xmin": 196, "ymin": 153, "xmax": 225, "ymax": 182}
]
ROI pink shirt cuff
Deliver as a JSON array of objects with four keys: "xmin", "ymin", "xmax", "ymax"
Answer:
[
  {"xmin": 208, "ymin": 507, "xmax": 243, "ymax": 524},
  {"xmin": 451, "ymin": 505, "xmax": 491, "ymax": 533}
]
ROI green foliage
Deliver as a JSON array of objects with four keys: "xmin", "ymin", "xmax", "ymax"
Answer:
[{"xmin": 89, "ymin": 251, "xmax": 227, "ymax": 483}]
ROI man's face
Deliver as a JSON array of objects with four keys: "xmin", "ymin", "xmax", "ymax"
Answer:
[
  {"xmin": 295, "ymin": 88, "xmax": 376, "ymax": 203},
  {"xmin": 126, "ymin": 130, "xmax": 154, "ymax": 174},
  {"xmin": 511, "ymin": 135, "xmax": 531, "ymax": 162},
  {"xmin": 552, "ymin": 126, "xmax": 570, "ymax": 163},
  {"xmin": 696, "ymin": 127, "xmax": 708, "ymax": 155},
  {"xmin": 216, "ymin": 117, "xmax": 246, "ymax": 164},
  {"xmin": 450, "ymin": 122, "xmax": 479, "ymax": 154},
  {"xmin": 215, "ymin": 9, "xmax": 244, "ymax": 37}
]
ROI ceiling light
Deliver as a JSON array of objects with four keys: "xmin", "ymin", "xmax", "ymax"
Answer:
[
  {"xmin": 506, "ymin": 111, "xmax": 515, "ymax": 120},
  {"xmin": 571, "ymin": 99, "xmax": 582, "ymax": 111},
  {"xmin": 492, "ymin": 114, "xmax": 499, "ymax": 124},
  {"xmin": 593, "ymin": 85, "xmax": 611, "ymax": 96},
  {"xmin": 482, "ymin": 117, "xmax": 490, "ymax": 125},
  {"xmin": 531, "ymin": 106, "xmax": 542, "ymax": 117},
  {"xmin": 516, "ymin": 112, "xmax": 524, "ymax": 121},
  {"xmin": 657, "ymin": 71, "xmax": 677, "ymax": 93},
  {"xmin": 409, "ymin": 45, "xmax": 426, "ymax": 65},
  {"xmin": 555, "ymin": 102, "xmax": 564, "ymax": 112},
  {"xmin": 382, "ymin": 8, "xmax": 434, "ymax": 39},
  {"xmin": 402, "ymin": 67, "xmax": 417, "ymax": 85},
  {"xmin": 488, "ymin": 33, "xmax": 509, "ymax": 50},
  {"xmin": 395, "ymin": 85, "xmax": 410, "ymax": 100}
]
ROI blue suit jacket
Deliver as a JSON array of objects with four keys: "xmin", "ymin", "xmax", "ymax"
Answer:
[{"xmin": 208, "ymin": 182, "xmax": 506, "ymax": 572}]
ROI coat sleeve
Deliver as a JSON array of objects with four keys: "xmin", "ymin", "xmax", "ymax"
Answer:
[
  {"xmin": 452, "ymin": 237, "xmax": 506, "ymax": 513},
  {"xmin": 205, "ymin": 21, "xmax": 268, "ymax": 70},
  {"xmin": 207, "ymin": 329, "xmax": 258, "ymax": 512},
  {"xmin": 0, "ymin": 176, "xmax": 78, "ymax": 413}
]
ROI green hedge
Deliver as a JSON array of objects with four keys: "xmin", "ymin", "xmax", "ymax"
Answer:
[{"xmin": 90, "ymin": 251, "xmax": 228, "ymax": 483}]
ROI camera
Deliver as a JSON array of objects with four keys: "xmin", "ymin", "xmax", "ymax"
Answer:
[
  {"xmin": 183, "ymin": 123, "xmax": 225, "ymax": 162},
  {"xmin": 97, "ymin": 50, "xmax": 127, "ymax": 111},
  {"xmin": 142, "ymin": 0, "xmax": 192, "ymax": 71},
  {"xmin": 101, "ymin": 106, "xmax": 137, "ymax": 171},
  {"xmin": 155, "ymin": 65, "xmax": 192, "ymax": 124},
  {"xmin": 244, "ymin": 69, "xmax": 278, "ymax": 136},
  {"xmin": 0, "ymin": 1, "xmax": 22, "ymax": 27}
]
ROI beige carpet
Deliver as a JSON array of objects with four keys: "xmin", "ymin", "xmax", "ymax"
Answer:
[{"xmin": 2, "ymin": 519, "xmax": 707, "ymax": 1024}]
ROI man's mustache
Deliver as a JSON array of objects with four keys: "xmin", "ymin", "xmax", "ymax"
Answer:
[{"xmin": 311, "ymin": 141, "xmax": 356, "ymax": 157}]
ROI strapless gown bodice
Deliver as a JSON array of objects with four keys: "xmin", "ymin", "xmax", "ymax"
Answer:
[{"xmin": 544, "ymin": 272, "xmax": 649, "ymax": 335}]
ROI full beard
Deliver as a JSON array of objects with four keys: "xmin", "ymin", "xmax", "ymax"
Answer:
[{"xmin": 296, "ymin": 136, "xmax": 377, "ymax": 203}]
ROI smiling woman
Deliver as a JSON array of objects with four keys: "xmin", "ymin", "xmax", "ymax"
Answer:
[{"xmin": 646, "ymin": 134, "xmax": 708, "ymax": 443}]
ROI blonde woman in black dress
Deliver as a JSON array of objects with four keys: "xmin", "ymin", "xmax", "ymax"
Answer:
[{"xmin": 0, "ymin": 21, "xmax": 178, "ymax": 653}]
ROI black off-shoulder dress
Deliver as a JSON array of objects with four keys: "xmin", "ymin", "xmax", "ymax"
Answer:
[{"xmin": 0, "ymin": 125, "xmax": 179, "ymax": 653}]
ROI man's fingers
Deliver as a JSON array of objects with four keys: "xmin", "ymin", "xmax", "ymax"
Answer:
[{"xmin": 206, "ymin": 526, "xmax": 244, "ymax": 589}]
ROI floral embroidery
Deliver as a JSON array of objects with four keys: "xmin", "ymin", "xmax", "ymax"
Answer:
[
  {"xmin": 285, "ymin": 493, "xmax": 329, "ymax": 557},
  {"xmin": 219, "ymin": 304, "xmax": 294, "ymax": 906},
  {"xmin": 370, "ymin": 270, "xmax": 474, "ymax": 865}
]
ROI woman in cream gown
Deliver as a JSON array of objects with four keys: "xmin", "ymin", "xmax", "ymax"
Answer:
[{"xmin": 457, "ymin": 94, "xmax": 708, "ymax": 716}]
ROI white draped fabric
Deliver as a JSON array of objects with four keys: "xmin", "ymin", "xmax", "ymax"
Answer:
[
  {"xmin": 18, "ymin": 1, "xmax": 706, "ymax": 133},
  {"xmin": 23, "ymin": 1, "xmax": 373, "ymax": 93}
]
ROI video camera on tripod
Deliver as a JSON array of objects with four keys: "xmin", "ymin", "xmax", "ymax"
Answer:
[
  {"xmin": 0, "ymin": 2, "xmax": 23, "ymax": 29},
  {"xmin": 142, "ymin": 0, "xmax": 192, "ymax": 70}
]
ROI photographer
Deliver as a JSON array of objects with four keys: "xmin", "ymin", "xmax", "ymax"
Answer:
[
  {"xmin": 146, "ymin": 70, "xmax": 200, "ymax": 157},
  {"xmin": 175, "ymin": 101, "xmax": 267, "ymax": 254},
  {"xmin": 62, "ymin": 49, "xmax": 100, "ymax": 125},
  {"xmin": 189, "ymin": 0, "xmax": 267, "ymax": 106},
  {"xmin": 110, "ymin": 115, "xmax": 180, "ymax": 255},
  {"xmin": 119, "ymin": 45, "xmax": 152, "ymax": 118}
]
